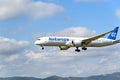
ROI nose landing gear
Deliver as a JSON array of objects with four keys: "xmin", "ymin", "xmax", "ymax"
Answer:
[{"xmin": 41, "ymin": 46, "xmax": 44, "ymax": 50}]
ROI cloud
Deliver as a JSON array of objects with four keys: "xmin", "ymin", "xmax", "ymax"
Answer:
[
  {"xmin": 57, "ymin": 27, "xmax": 96, "ymax": 37},
  {"xmin": 24, "ymin": 45, "xmax": 120, "ymax": 77},
  {"xmin": 25, "ymin": 51, "xmax": 43, "ymax": 59},
  {"xmin": 99, "ymin": 57, "xmax": 109, "ymax": 63},
  {"xmin": 0, "ymin": 36, "xmax": 29, "ymax": 55},
  {"xmin": 0, "ymin": 0, "xmax": 64, "ymax": 20},
  {"xmin": 64, "ymin": 17, "xmax": 72, "ymax": 21},
  {"xmin": 39, "ymin": 71, "xmax": 54, "ymax": 77},
  {"xmin": 5, "ymin": 54, "xmax": 19, "ymax": 62},
  {"xmin": 116, "ymin": 8, "xmax": 120, "ymax": 18},
  {"xmin": 34, "ymin": 27, "xmax": 96, "ymax": 39},
  {"xmin": 75, "ymin": 0, "xmax": 106, "ymax": 2}
]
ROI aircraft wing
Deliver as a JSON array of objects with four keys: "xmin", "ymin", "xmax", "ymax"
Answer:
[{"xmin": 81, "ymin": 30, "xmax": 114, "ymax": 45}]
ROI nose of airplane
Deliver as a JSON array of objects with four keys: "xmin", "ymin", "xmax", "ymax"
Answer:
[{"xmin": 34, "ymin": 40, "xmax": 39, "ymax": 45}]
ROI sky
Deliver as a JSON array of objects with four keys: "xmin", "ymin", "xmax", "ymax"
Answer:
[{"xmin": 0, "ymin": 0, "xmax": 120, "ymax": 78}]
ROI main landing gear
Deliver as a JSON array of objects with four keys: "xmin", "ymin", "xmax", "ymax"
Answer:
[
  {"xmin": 75, "ymin": 47, "xmax": 87, "ymax": 52},
  {"xmin": 82, "ymin": 47, "xmax": 87, "ymax": 50},
  {"xmin": 75, "ymin": 47, "xmax": 80, "ymax": 52}
]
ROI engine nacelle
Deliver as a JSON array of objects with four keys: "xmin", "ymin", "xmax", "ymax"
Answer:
[
  {"xmin": 65, "ymin": 40, "xmax": 82, "ymax": 47},
  {"xmin": 59, "ymin": 46, "xmax": 69, "ymax": 50},
  {"xmin": 74, "ymin": 40, "xmax": 82, "ymax": 46},
  {"xmin": 65, "ymin": 41, "xmax": 74, "ymax": 47}
]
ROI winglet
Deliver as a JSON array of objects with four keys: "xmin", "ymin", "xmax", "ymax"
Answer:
[{"xmin": 108, "ymin": 27, "xmax": 119, "ymax": 40}]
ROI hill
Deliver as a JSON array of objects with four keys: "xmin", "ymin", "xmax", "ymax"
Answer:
[{"xmin": 0, "ymin": 72, "xmax": 120, "ymax": 80}]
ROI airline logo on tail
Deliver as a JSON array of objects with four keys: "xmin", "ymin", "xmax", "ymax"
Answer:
[{"xmin": 108, "ymin": 27, "xmax": 119, "ymax": 40}]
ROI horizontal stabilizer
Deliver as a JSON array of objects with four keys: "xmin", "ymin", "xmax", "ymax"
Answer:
[{"xmin": 113, "ymin": 39, "xmax": 120, "ymax": 44}]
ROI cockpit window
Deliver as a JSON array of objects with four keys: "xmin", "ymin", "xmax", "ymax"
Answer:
[{"xmin": 37, "ymin": 39, "xmax": 41, "ymax": 40}]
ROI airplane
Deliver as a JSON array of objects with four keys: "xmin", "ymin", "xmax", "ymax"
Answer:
[{"xmin": 34, "ymin": 27, "xmax": 120, "ymax": 52}]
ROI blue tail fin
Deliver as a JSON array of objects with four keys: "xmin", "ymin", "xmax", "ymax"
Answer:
[{"xmin": 108, "ymin": 26, "xmax": 119, "ymax": 40}]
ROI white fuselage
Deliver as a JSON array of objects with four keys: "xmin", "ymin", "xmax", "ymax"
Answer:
[{"xmin": 35, "ymin": 37, "xmax": 115, "ymax": 47}]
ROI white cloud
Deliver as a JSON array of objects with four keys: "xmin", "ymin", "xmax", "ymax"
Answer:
[
  {"xmin": 116, "ymin": 9, "xmax": 120, "ymax": 18},
  {"xmin": 0, "ymin": 36, "xmax": 29, "ymax": 55},
  {"xmin": 99, "ymin": 57, "xmax": 109, "ymax": 63},
  {"xmin": 0, "ymin": 0, "xmax": 64, "ymax": 20},
  {"xmin": 34, "ymin": 27, "xmax": 96, "ymax": 38},
  {"xmin": 5, "ymin": 54, "xmax": 19, "ymax": 62},
  {"xmin": 26, "ymin": 51, "xmax": 43, "ymax": 59},
  {"xmin": 0, "ymin": 64, "xmax": 5, "ymax": 70},
  {"xmin": 57, "ymin": 27, "xmax": 96, "ymax": 37},
  {"xmin": 39, "ymin": 71, "xmax": 54, "ymax": 77},
  {"xmin": 22, "ymin": 46, "xmax": 120, "ymax": 77}
]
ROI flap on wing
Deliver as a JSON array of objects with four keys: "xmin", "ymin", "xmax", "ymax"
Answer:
[{"xmin": 82, "ymin": 30, "xmax": 114, "ymax": 45}]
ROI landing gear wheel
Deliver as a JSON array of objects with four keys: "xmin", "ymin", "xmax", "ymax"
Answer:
[
  {"xmin": 41, "ymin": 47, "xmax": 44, "ymax": 50},
  {"xmin": 82, "ymin": 47, "xmax": 87, "ymax": 50},
  {"xmin": 75, "ymin": 47, "xmax": 80, "ymax": 52},
  {"xmin": 75, "ymin": 49, "xmax": 80, "ymax": 52}
]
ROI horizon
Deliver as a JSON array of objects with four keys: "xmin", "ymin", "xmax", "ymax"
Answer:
[{"xmin": 0, "ymin": 71, "xmax": 120, "ymax": 78}]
